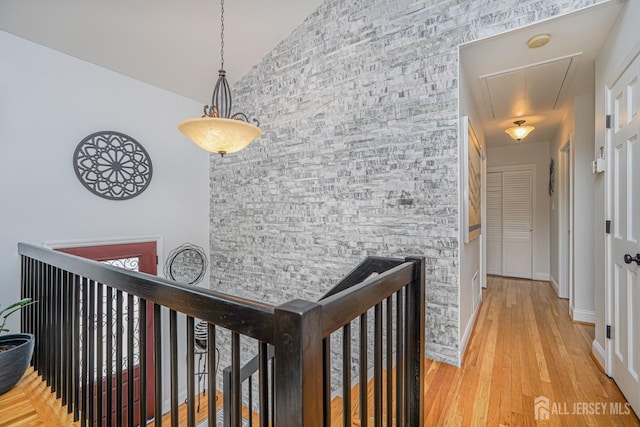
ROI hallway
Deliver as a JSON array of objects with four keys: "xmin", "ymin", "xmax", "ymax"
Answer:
[
  {"xmin": 423, "ymin": 275, "xmax": 639, "ymax": 425},
  {"xmin": 1, "ymin": 276, "xmax": 638, "ymax": 426}
]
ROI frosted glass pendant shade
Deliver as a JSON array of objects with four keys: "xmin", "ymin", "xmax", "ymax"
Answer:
[
  {"xmin": 505, "ymin": 120, "xmax": 535, "ymax": 141},
  {"xmin": 178, "ymin": 117, "xmax": 262, "ymax": 155}
]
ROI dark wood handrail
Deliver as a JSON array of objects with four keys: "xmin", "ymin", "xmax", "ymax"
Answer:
[
  {"xmin": 318, "ymin": 261, "xmax": 414, "ymax": 337},
  {"xmin": 319, "ymin": 256, "xmax": 405, "ymax": 300},
  {"xmin": 18, "ymin": 242, "xmax": 275, "ymax": 343}
]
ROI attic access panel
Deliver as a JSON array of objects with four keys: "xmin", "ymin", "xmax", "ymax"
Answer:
[{"xmin": 481, "ymin": 56, "xmax": 577, "ymax": 120}]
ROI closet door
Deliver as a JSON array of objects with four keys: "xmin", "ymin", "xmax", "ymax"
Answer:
[
  {"xmin": 486, "ymin": 171, "xmax": 503, "ymax": 274},
  {"xmin": 502, "ymin": 169, "xmax": 533, "ymax": 279}
]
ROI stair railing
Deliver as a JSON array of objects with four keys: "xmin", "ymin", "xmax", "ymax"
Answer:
[{"xmin": 18, "ymin": 242, "xmax": 424, "ymax": 426}]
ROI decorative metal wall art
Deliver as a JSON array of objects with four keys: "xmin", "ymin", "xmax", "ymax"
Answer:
[
  {"xmin": 164, "ymin": 243, "xmax": 208, "ymax": 285},
  {"xmin": 549, "ymin": 158, "xmax": 555, "ymax": 196},
  {"xmin": 73, "ymin": 131, "xmax": 153, "ymax": 200}
]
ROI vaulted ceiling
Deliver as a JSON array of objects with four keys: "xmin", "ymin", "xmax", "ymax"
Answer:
[
  {"xmin": 1, "ymin": 0, "xmax": 626, "ymax": 148},
  {"xmin": 0, "ymin": 0, "xmax": 324, "ymax": 103}
]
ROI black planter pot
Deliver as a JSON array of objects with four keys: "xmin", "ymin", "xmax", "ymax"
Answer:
[{"xmin": 0, "ymin": 333, "xmax": 34, "ymax": 395}]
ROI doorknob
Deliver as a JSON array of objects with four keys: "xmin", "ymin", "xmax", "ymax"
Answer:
[{"xmin": 624, "ymin": 253, "xmax": 640, "ymax": 265}]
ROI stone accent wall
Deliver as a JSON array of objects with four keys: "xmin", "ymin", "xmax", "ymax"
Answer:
[{"xmin": 210, "ymin": 0, "xmax": 601, "ymax": 365}]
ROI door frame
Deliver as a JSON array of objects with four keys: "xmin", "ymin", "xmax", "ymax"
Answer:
[
  {"xmin": 44, "ymin": 235, "xmax": 164, "ymax": 263},
  {"xmin": 45, "ymin": 235, "xmax": 163, "ymax": 424},
  {"xmin": 487, "ymin": 163, "xmax": 536, "ymax": 280},
  {"xmin": 558, "ymin": 140, "xmax": 573, "ymax": 300}
]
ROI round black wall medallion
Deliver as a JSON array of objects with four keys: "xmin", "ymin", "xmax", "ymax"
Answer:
[{"xmin": 73, "ymin": 131, "xmax": 153, "ymax": 200}]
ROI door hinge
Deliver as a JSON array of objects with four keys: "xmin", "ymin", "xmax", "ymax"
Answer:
[
  {"xmin": 606, "ymin": 115, "xmax": 612, "ymax": 129},
  {"xmin": 606, "ymin": 220, "xmax": 611, "ymax": 234},
  {"xmin": 606, "ymin": 325, "xmax": 611, "ymax": 339},
  {"xmin": 156, "ymin": 255, "xmax": 159, "ymax": 265}
]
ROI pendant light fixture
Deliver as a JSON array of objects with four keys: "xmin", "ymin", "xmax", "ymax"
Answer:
[
  {"xmin": 178, "ymin": 0, "xmax": 262, "ymax": 156},
  {"xmin": 505, "ymin": 120, "xmax": 535, "ymax": 141}
]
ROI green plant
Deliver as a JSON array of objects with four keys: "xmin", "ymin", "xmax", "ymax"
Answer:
[{"xmin": 0, "ymin": 298, "xmax": 36, "ymax": 334}]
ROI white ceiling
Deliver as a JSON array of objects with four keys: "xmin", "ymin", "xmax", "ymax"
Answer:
[
  {"xmin": 0, "ymin": 0, "xmax": 625, "ymax": 145},
  {"xmin": 0, "ymin": 0, "xmax": 324, "ymax": 104},
  {"xmin": 461, "ymin": 0, "xmax": 624, "ymax": 147}
]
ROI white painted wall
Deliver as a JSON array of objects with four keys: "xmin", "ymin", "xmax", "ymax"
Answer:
[
  {"xmin": 550, "ymin": 92, "xmax": 596, "ymax": 322},
  {"xmin": 458, "ymin": 63, "xmax": 484, "ymax": 365},
  {"xmin": 0, "ymin": 31, "xmax": 210, "ymax": 329},
  {"xmin": 486, "ymin": 141, "xmax": 551, "ymax": 281},
  {"xmin": 573, "ymin": 94, "xmax": 596, "ymax": 322},
  {"xmin": 593, "ymin": 0, "xmax": 640, "ymax": 366},
  {"xmin": 549, "ymin": 103, "xmax": 575, "ymax": 298},
  {"xmin": 549, "ymin": 104, "xmax": 573, "ymax": 294}
]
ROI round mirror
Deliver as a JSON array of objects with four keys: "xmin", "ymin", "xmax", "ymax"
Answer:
[{"xmin": 164, "ymin": 243, "xmax": 208, "ymax": 285}]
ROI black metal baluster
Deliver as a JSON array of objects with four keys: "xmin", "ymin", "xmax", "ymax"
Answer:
[
  {"xmin": 45, "ymin": 264, "xmax": 52, "ymax": 386},
  {"xmin": 24, "ymin": 258, "xmax": 33, "ymax": 341},
  {"xmin": 343, "ymin": 323, "xmax": 352, "ymax": 427},
  {"xmin": 374, "ymin": 303, "xmax": 382, "ymax": 427},
  {"xmin": 270, "ymin": 358, "xmax": 274, "ymax": 426},
  {"xmin": 116, "ymin": 290, "xmax": 123, "ymax": 427},
  {"xmin": 187, "ymin": 316, "xmax": 195, "ymax": 427},
  {"xmin": 127, "ymin": 293, "xmax": 134, "ymax": 427},
  {"xmin": 207, "ymin": 323, "xmax": 217, "ymax": 427},
  {"xmin": 270, "ymin": 358, "xmax": 275, "ymax": 427},
  {"xmin": 153, "ymin": 304, "xmax": 162, "ymax": 427},
  {"xmin": 231, "ymin": 332, "xmax": 241, "ymax": 427},
  {"xmin": 248, "ymin": 375, "xmax": 253, "ymax": 427},
  {"xmin": 88, "ymin": 280, "xmax": 96, "ymax": 426},
  {"xmin": 386, "ymin": 296, "xmax": 393, "ymax": 427},
  {"xmin": 62, "ymin": 271, "xmax": 70, "ymax": 406},
  {"xmin": 106, "ymin": 287, "xmax": 114, "ymax": 427},
  {"xmin": 258, "ymin": 342, "xmax": 268, "ymax": 427},
  {"xmin": 36, "ymin": 261, "xmax": 44, "ymax": 374},
  {"xmin": 395, "ymin": 289, "xmax": 403, "ymax": 427},
  {"xmin": 27, "ymin": 258, "xmax": 35, "ymax": 335},
  {"xmin": 322, "ymin": 337, "xmax": 331, "ymax": 427},
  {"xmin": 72, "ymin": 274, "xmax": 81, "ymax": 421},
  {"xmin": 139, "ymin": 299, "xmax": 147, "ymax": 427},
  {"xmin": 359, "ymin": 312, "xmax": 368, "ymax": 426},
  {"xmin": 96, "ymin": 282, "xmax": 103, "ymax": 426},
  {"xmin": 170, "ymin": 309, "xmax": 178, "ymax": 426},
  {"xmin": 54, "ymin": 267, "xmax": 61, "ymax": 397},
  {"xmin": 20, "ymin": 256, "xmax": 26, "ymax": 332},
  {"xmin": 81, "ymin": 277, "xmax": 89, "ymax": 427}
]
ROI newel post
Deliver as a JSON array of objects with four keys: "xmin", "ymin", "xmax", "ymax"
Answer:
[
  {"xmin": 405, "ymin": 256, "xmax": 425, "ymax": 426},
  {"xmin": 274, "ymin": 299, "xmax": 324, "ymax": 426}
]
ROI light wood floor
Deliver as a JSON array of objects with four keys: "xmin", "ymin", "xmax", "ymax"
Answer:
[
  {"xmin": 2, "ymin": 276, "xmax": 638, "ymax": 426},
  {"xmin": 419, "ymin": 276, "xmax": 639, "ymax": 426}
]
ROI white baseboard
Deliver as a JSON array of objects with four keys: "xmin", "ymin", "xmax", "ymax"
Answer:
[
  {"xmin": 571, "ymin": 308, "xmax": 596, "ymax": 324},
  {"xmin": 592, "ymin": 339, "xmax": 606, "ymax": 372},
  {"xmin": 549, "ymin": 276, "xmax": 559, "ymax": 296},
  {"xmin": 459, "ymin": 297, "xmax": 482, "ymax": 367},
  {"xmin": 534, "ymin": 272, "xmax": 550, "ymax": 281}
]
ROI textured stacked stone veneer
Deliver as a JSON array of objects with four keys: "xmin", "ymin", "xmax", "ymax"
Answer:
[{"xmin": 210, "ymin": 0, "xmax": 602, "ymax": 366}]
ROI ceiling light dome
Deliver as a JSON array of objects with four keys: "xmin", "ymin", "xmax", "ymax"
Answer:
[
  {"xmin": 528, "ymin": 34, "xmax": 551, "ymax": 49},
  {"xmin": 505, "ymin": 120, "xmax": 535, "ymax": 141}
]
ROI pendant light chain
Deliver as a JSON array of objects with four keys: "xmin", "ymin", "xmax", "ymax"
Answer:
[
  {"xmin": 176, "ymin": 0, "xmax": 261, "ymax": 156},
  {"xmin": 220, "ymin": 0, "xmax": 225, "ymax": 70}
]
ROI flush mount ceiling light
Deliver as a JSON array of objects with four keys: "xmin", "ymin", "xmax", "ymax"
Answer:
[
  {"xmin": 527, "ymin": 34, "xmax": 551, "ymax": 49},
  {"xmin": 505, "ymin": 120, "xmax": 535, "ymax": 141},
  {"xmin": 178, "ymin": 0, "xmax": 262, "ymax": 156}
]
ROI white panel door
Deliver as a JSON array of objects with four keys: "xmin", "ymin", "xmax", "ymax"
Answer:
[
  {"xmin": 610, "ymin": 54, "xmax": 640, "ymax": 415},
  {"xmin": 486, "ymin": 172, "xmax": 503, "ymax": 274},
  {"xmin": 502, "ymin": 169, "xmax": 533, "ymax": 279}
]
